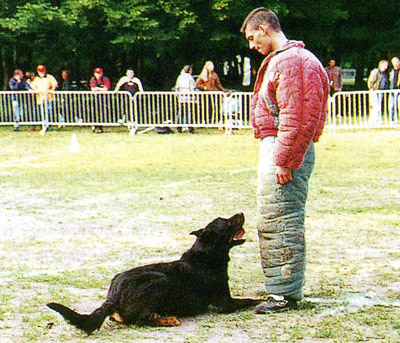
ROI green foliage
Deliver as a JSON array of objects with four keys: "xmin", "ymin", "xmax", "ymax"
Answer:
[{"xmin": 0, "ymin": 0, "xmax": 400, "ymax": 90}]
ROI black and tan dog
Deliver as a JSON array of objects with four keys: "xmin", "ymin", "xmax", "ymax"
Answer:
[{"xmin": 47, "ymin": 213, "xmax": 261, "ymax": 334}]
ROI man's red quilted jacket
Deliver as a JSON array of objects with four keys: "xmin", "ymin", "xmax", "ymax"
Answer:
[{"xmin": 251, "ymin": 41, "xmax": 329, "ymax": 169}]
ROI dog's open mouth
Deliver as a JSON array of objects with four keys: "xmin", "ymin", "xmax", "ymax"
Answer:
[{"xmin": 230, "ymin": 227, "xmax": 246, "ymax": 246}]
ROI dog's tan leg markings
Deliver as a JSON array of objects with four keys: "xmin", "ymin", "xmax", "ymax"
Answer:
[
  {"xmin": 148, "ymin": 313, "xmax": 182, "ymax": 327},
  {"xmin": 110, "ymin": 312, "xmax": 124, "ymax": 323}
]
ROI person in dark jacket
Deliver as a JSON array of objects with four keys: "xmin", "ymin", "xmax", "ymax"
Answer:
[
  {"xmin": 389, "ymin": 57, "xmax": 400, "ymax": 124},
  {"xmin": 241, "ymin": 8, "xmax": 329, "ymax": 313},
  {"xmin": 325, "ymin": 59, "xmax": 343, "ymax": 95},
  {"xmin": 9, "ymin": 69, "xmax": 31, "ymax": 131},
  {"xmin": 90, "ymin": 67, "xmax": 111, "ymax": 133},
  {"xmin": 114, "ymin": 68, "xmax": 143, "ymax": 96}
]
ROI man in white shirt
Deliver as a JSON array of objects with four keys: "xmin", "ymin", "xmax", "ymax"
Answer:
[{"xmin": 114, "ymin": 68, "xmax": 144, "ymax": 96}]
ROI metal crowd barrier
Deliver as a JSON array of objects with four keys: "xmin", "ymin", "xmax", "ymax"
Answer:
[
  {"xmin": 328, "ymin": 89, "xmax": 400, "ymax": 130},
  {"xmin": 132, "ymin": 91, "xmax": 252, "ymax": 134},
  {"xmin": 0, "ymin": 90, "xmax": 253, "ymax": 134},
  {"xmin": 1, "ymin": 89, "xmax": 399, "ymax": 134},
  {"xmin": 0, "ymin": 91, "xmax": 133, "ymax": 130}
]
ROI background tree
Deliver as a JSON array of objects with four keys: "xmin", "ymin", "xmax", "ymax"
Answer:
[
  {"xmin": 1, "ymin": 0, "xmax": 400, "ymax": 90},
  {"xmin": 330, "ymin": 0, "xmax": 400, "ymax": 88}
]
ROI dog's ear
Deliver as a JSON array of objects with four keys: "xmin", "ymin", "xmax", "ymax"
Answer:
[{"xmin": 190, "ymin": 229, "xmax": 204, "ymax": 237}]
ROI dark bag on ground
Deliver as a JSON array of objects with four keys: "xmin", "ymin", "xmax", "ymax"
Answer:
[{"xmin": 156, "ymin": 127, "xmax": 174, "ymax": 134}]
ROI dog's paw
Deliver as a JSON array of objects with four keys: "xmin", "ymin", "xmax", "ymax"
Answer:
[
  {"xmin": 148, "ymin": 314, "xmax": 182, "ymax": 327},
  {"xmin": 160, "ymin": 316, "xmax": 182, "ymax": 327},
  {"xmin": 110, "ymin": 312, "xmax": 124, "ymax": 323}
]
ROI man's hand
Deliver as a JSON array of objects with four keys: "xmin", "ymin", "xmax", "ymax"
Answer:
[{"xmin": 276, "ymin": 166, "xmax": 292, "ymax": 184}]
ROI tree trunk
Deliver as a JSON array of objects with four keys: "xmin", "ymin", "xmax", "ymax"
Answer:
[{"xmin": 1, "ymin": 45, "xmax": 13, "ymax": 90}]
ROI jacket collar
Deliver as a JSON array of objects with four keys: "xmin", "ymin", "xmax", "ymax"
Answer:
[
  {"xmin": 254, "ymin": 41, "xmax": 305, "ymax": 92},
  {"xmin": 268, "ymin": 40, "xmax": 305, "ymax": 61}
]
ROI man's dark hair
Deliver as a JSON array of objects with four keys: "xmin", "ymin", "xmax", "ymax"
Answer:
[
  {"xmin": 240, "ymin": 8, "xmax": 281, "ymax": 34},
  {"xmin": 183, "ymin": 65, "xmax": 193, "ymax": 73}
]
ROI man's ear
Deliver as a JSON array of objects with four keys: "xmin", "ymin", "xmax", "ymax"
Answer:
[
  {"xmin": 190, "ymin": 229, "xmax": 204, "ymax": 237},
  {"xmin": 258, "ymin": 24, "xmax": 270, "ymax": 35}
]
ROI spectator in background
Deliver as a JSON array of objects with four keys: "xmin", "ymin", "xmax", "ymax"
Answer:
[
  {"xmin": 9, "ymin": 69, "xmax": 30, "ymax": 131},
  {"xmin": 114, "ymin": 68, "xmax": 144, "ymax": 96},
  {"xmin": 196, "ymin": 61, "xmax": 230, "ymax": 123},
  {"xmin": 24, "ymin": 71, "xmax": 36, "ymax": 130},
  {"xmin": 196, "ymin": 61, "xmax": 229, "ymax": 93},
  {"xmin": 114, "ymin": 68, "xmax": 144, "ymax": 125},
  {"xmin": 24, "ymin": 71, "xmax": 35, "ymax": 87},
  {"xmin": 30, "ymin": 65, "xmax": 58, "ymax": 134},
  {"xmin": 60, "ymin": 69, "xmax": 72, "ymax": 90},
  {"xmin": 175, "ymin": 65, "xmax": 197, "ymax": 133},
  {"xmin": 389, "ymin": 57, "xmax": 400, "ymax": 124},
  {"xmin": 58, "ymin": 69, "xmax": 77, "ymax": 124},
  {"xmin": 325, "ymin": 59, "xmax": 343, "ymax": 95},
  {"xmin": 90, "ymin": 67, "xmax": 111, "ymax": 92},
  {"xmin": 367, "ymin": 60, "xmax": 389, "ymax": 125},
  {"xmin": 90, "ymin": 67, "xmax": 111, "ymax": 133}
]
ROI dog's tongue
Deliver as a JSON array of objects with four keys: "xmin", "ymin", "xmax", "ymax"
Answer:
[{"xmin": 234, "ymin": 228, "xmax": 245, "ymax": 240}]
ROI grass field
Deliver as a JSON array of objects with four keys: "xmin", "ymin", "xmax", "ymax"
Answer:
[{"xmin": 0, "ymin": 126, "xmax": 399, "ymax": 343}]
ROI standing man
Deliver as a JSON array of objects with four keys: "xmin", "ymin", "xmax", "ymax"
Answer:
[
  {"xmin": 175, "ymin": 65, "xmax": 197, "ymax": 133},
  {"xmin": 114, "ymin": 68, "xmax": 144, "ymax": 96},
  {"xmin": 9, "ymin": 69, "xmax": 30, "ymax": 131},
  {"xmin": 90, "ymin": 67, "xmax": 111, "ymax": 92},
  {"xmin": 240, "ymin": 8, "xmax": 329, "ymax": 313},
  {"xmin": 90, "ymin": 67, "xmax": 111, "ymax": 133},
  {"xmin": 114, "ymin": 68, "xmax": 144, "ymax": 125},
  {"xmin": 389, "ymin": 57, "xmax": 400, "ymax": 124},
  {"xmin": 30, "ymin": 65, "xmax": 58, "ymax": 134},
  {"xmin": 367, "ymin": 60, "xmax": 389, "ymax": 125},
  {"xmin": 60, "ymin": 69, "xmax": 72, "ymax": 91},
  {"xmin": 325, "ymin": 59, "xmax": 343, "ymax": 95}
]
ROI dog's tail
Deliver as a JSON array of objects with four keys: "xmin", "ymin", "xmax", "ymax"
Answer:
[{"xmin": 47, "ymin": 300, "xmax": 114, "ymax": 335}]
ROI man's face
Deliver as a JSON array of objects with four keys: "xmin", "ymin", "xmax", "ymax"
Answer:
[
  {"xmin": 245, "ymin": 25, "xmax": 272, "ymax": 56},
  {"xmin": 393, "ymin": 59, "xmax": 400, "ymax": 71},
  {"xmin": 94, "ymin": 72, "xmax": 103, "ymax": 79},
  {"xmin": 379, "ymin": 62, "xmax": 389, "ymax": 72},
  {"xmin": 16, "ymin": 71, "xmax": 23, "ymax": 80}
]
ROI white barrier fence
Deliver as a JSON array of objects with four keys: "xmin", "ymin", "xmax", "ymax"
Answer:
[
  {"xmin": 328, "ymin": 89, "xmax": 400, "ymax": 130},
  {"xmin": 1, "ymin": 90, "xmax": 399, "ymax": 133},
  {"xmin": 0, "ymin": 90, "xmax": 252, "ymax": 134},
  {"xmin": 0, "ymin": 91, "xmax": 133, "ymax": 129},
  {"xmin": 133, "ymin": 91, "xmax": 252, "ymax": 134}
]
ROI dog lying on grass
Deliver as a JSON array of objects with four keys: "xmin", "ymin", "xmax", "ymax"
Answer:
[{"xmin": 47, "ymin": 213, "xmax": 262, "ymax": 335}]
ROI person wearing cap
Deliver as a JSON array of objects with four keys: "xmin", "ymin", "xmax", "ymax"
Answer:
[
  {"xmin": 30, "ymin": 65, "xmax": 58, "ymax": 134},
  {"xmin": 90, "ymin": 67, "xmax": 111, "ymax": 133},
  {"xmin": 90, "ymin": 68, "xmax": 111, "ymax": 92}
]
